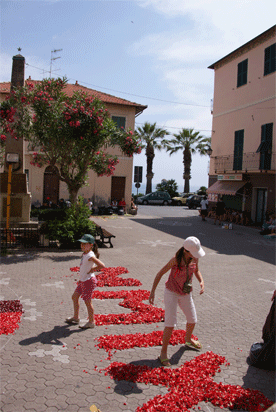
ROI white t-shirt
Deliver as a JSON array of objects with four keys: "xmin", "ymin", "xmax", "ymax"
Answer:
[
  {"xmin": 200, "ymin": 199, "xmax": 208, "ymax": 210},
  {"xmin": 79, "ymin": 250, "xmax": 96, "ymax": 282}
]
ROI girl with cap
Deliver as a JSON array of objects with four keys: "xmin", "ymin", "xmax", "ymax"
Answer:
[
  {"xmin": 149, "ymin": 236, "xmax": 205, "ymax": 366},
  {"xmin": 66, "ymin": 234, "xmax": 105, "ymax": 329}
]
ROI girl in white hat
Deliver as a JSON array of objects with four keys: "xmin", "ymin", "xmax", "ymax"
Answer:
[{"xmin": 149, "ymin": 236, "xmax": 205, "ymax": 366}]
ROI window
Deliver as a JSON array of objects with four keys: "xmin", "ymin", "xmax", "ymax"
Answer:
[
  {"xmin": 257, "ymin": 123, "xmax": 273, "ymax": 170},
  {"xmin": 112, "ymin": 116, "xmax": 126, "ymax": 130},
  {"xmin": 233, "ymin": 130, "xmax": 244, "ymax": 170},
  {"xmin": 237, "ymin": 59, "xmax": 248, "ymax": 87},
  {"xmin": 264, "ymin": 43, "xmax": 276, "ymax": 76}
]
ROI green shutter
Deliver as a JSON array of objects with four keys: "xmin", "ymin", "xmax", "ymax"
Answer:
[
  {"xmin": 259, "ymin": 123, "xmax": 273, "ymax": 170},
  {"xmin": 264, "ymin": 43, "xmax": 276, "ymax": 76},
  {"xmin": 112, "ymin": 116, "xmax": 126, "ymax": 130},
  {"xmin": 233, "ymin": 130, "xmax": 244, "ymax": 170},
  {"xmin": 237, "ymin": 59, "xmax": 248, "ymax": 87}
]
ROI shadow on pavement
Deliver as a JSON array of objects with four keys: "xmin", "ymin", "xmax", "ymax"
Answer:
[
  {"xmin": 131, "ymin": 215, "xmax": 275, "ymax": 265},
  {"xmin": 19, "ymin": 324, "xmax": 84, "ymax": 346}
]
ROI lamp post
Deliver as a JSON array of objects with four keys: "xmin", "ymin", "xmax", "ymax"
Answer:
[{"xmin": 5, "ymin": 153, "xmax": 20, "ymax": 233}]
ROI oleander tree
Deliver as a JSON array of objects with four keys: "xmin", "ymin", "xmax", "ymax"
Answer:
[
  {"xmin": 164, "ymin": 128, "xmax": 211, "ymax": 193},
  {"xmin": 136, "ymin": 122, "xmax": 169, "ymax": 194},
  {"xmin": 0, "ymin": 77, "xmax": 142, "ymax": 204}
]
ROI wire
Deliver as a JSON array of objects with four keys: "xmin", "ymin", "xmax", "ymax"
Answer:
[
  {"xmin": 135, "ymin": 122, "xmax": 212, "ymax": 132},
  {"xmin": 25, "ymin": 62, "xmax": 210, "ymax": 109}
]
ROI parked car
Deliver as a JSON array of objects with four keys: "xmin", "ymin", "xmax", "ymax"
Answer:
[
  {"xmin": 137, "ymin": 191, "xmax": 172, "ymax": 205},
  {"xmin": 186, "ymin": 194, "xmax": 204, "ymax": 209},
  {"xmin": 172, "ymin": 192, "xmax": 195, "ymax": 206}
]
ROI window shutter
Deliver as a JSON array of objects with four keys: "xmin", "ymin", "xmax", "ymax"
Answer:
[
  {"xmin": 237, "ymin": 59, "xmax": 248, "ymax": 87},
  {"xmin": 233, "ymin": 130, "xmax": 244, "ymax": 170},
  {"xmin": 112, "ymin": 116, "xmax": 126, "ymax": 130}
]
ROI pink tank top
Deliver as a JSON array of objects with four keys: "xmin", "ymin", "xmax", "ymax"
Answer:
[{"xmin": 165, "ymin": 261, "xmax": 197, "ymax": 295}]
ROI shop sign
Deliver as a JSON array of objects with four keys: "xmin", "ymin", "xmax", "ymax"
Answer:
[{"xmin": 217, "ymin": 174, "xmax": 242, "ymax": 181}]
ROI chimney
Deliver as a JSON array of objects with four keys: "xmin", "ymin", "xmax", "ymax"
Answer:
[
  {"xmin": 11, "ymin": 55, "xmax": 25, "ymax": 91},
  {"xmin": 75, "ymin": 80, "xmax": 78, "ymax": 85}
]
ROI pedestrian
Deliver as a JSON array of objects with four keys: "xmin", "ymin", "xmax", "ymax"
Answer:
[
  {"xmin": 200, "ymin": 196, "xmax": 208, "ymax": 221},
  {"xmin": 87, "ymin": 198, "xmax": 93, "ymax": 214},
  {"xmin": 149, "ymin": 236, "xmax": 205, "ymax": 366},
  {"xmin": 65, "ymin": 234, "xmax": 105, "ymax": 329},
  {"xmin": 214, "ymin": 196, "xmax": 225, "ymax": 225}
]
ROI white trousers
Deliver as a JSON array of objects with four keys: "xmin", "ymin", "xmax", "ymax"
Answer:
[{"xmin": 164, "ymin": 287, "xmax": 197, "ymax": 327}]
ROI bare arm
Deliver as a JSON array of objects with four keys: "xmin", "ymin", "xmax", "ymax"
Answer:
[
  {"xmin": 149, "ymin": 257, "xmax": 176, "ymax": 305},
  {"xmin": 88, "ymin": 256, "xmax": 105, "ymax": 274},
  {"xmin": 193, "ymin": 259, "xmax": 204, "ymax": 294}
]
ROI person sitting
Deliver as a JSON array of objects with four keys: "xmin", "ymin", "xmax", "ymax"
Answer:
[
  {"xmin": 111, "ymin": 199, "xmax": 118, "ymax": 213},
  {"xmin": 118, "ymin": 198, "xmax": 126, "ymax": 214},
  {"xmin": 130, "ymin": 197, "xmax": 138, "ymax": 215},
  {"xmin": 261, "ymin": 213, "xmax": 276, "ymax": 235}
]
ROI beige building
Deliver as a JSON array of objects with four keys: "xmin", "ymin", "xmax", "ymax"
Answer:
[
  {"xmin": 207, "ymin": 25, "xmax": 275, "ymax": 224},
  {"xmin": 0, "ymin": 79, "xmax": 147, "ymax": 212}
]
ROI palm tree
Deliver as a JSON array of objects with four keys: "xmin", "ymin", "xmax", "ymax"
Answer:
[
  {"xmin": 164, "ymin": 128, "xmax": 211, "ymax": 193},
  {"xmin": 136, "ymin": 122, "xmax": 169, "ymax": 194}
]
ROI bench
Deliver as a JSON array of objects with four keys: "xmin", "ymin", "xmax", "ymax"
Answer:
[{"xmin": 93, "ymin": 223, "xmax": 116, "ymax": 248}]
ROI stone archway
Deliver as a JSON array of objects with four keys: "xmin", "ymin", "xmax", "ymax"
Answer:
[{"xmin": 43, "ymin": 166, "xmax": 59, "ymax": 206}]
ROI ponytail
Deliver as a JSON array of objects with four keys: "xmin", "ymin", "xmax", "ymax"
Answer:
[
  {"xmin": 92, "ymin": 242, "xmax": 100, "ymax": 259},
  {"xmin": 175, "ymin": 247, "xmax": 185, "ymax": 269}
]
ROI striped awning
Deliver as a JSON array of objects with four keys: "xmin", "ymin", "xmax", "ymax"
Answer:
[{"xmin": 207, "ymin": 180, "xmax": 246, "ymax": 195}]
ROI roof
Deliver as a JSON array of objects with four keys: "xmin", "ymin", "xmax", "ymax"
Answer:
[
  {"xmin": 207, "ymin": 180, "xmax": 247, "ymax": 196},
  {"xmin": 208, "ymin": 25, "xmax": 276, "ymax": 70},
  {"xmin": 0, "ymin": 79, "xmax": 147, "ymax": 116}
]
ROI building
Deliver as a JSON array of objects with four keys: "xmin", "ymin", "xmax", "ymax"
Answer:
[
  {"xmin": 207, "ymin": 25, "xmax": 275, "ymax": 224},
  {"xmin": 0, "ymin": 78, "xmax": 147, "ymax": 211}
]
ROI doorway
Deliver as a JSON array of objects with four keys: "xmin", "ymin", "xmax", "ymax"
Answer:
[
  {"xmin": 111, "ymin": 176, "xmax": 125, "ymax": 203},
  {"xmin": 255, "ymin": 188, "xmax": 267, "ymax": 224},
  {"xmin": 43, "ymin": 166, "xmax": 60, "ymax": 206}
]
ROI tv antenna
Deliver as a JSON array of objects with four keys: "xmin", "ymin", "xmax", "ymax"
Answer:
[{"xmin": 50, "ymin": 49, "xmax": 63, "ymax": 78}]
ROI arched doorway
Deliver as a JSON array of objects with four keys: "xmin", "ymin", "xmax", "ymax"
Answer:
[{"xmin": 43, "ymin": 166, "xmax": 59, "ymax": 206}]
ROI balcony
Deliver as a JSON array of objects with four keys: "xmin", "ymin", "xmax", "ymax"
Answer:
[{"xmin": 213, "ymin": 152, "xmax": 276, "ymax": 173}]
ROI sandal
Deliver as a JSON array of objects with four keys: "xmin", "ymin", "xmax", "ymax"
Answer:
[
  {"xmin": 65, "ymin": 317, "xmax": 80, "ymax": 325},
  {"xmin": 79, "ymin": 321, "xmax": 95, "ymax": 329},
  {"xmin": 158, "ymin": 356, "xmax": 171, "ymax": 367},
  {"xmin": 185, "ymin": 341, "xmax": 202, "ymax": 350}
]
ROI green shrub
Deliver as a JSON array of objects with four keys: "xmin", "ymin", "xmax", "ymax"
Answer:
[{"xmin": 43, "ymin": 197, "xmax": 96, "ymax": 248}]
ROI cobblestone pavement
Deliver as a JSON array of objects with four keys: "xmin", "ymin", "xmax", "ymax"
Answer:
[{"xmin": 0, "ymin": 206, "xmax": 275, "ymax": 412}]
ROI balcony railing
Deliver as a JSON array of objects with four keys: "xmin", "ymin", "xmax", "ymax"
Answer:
[{"xmin": 213, "ymin": 152, "xmax": 276, "ymax": 173}]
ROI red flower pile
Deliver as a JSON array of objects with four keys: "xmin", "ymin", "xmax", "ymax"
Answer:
[
  {"xmin": 70, "ymin": 266, "xmax": 142, "ymax": 287},
  {"xmin": 97, "ymin": 267, "xmax": 142, "ymax": 287},
  {"xmin": 96, "ymin": 329, "xmax": 197, "ymax": 352},
  {"xmin": 0, "ymin": 300, "xmax": 23, "ymax": 335},
  {"xmin": 102, "ymin": 352, "xmax": 273, "ymax": 412},
  {"xmin": 93, "ymin": 290, "xmax": 164, "ymax": 326}
]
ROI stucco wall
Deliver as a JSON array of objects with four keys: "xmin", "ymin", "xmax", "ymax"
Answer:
[{"xmin": 210, "ymin": 34, "xmax": 276, "ymax": 175}]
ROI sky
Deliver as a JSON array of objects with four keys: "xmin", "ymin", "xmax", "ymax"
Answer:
[{"xmin": 1, "ymin": 0, "xmax": 275, "ymax": 194}]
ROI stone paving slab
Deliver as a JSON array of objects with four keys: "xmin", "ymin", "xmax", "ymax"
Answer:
[{"xmin": 0, "ymin": 207, "xmax": 275, "ymax": 411}]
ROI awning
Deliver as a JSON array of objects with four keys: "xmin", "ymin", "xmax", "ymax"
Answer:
[{"xmin": 207, "ymin": 180, "xmax": 246, "ymax": 196}]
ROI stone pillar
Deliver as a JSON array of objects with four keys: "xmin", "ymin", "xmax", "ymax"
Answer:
[{"xmin": 0, "ymin": 53, "xmax": 32, "ymax": 224}]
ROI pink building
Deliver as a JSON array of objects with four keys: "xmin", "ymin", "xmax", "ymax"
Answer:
[{"xmin": 207, "ymin": 25, "xmax": 275, "ymax": 224}]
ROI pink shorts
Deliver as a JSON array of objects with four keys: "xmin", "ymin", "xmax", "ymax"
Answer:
[{"xmin": 75, "ymin": 277, "xmax": 97, "ymax": 301}]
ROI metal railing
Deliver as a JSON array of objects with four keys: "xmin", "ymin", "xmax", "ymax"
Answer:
[
  {"xmin": 0, "ymin": 227, "xmax": 50, "ymax": 249},
  {"xmin": 213, "ymin": 152, "xmax": 276, "ymax": 173}
]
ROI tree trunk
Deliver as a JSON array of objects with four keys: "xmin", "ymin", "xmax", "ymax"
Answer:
[
  {"xmin": 146, "ymin": 144, "xmax": 155, "ymax": 194},
  {"xmin": 68, "ymin": 186, "xmax": 81, "ymax": 205},
  {"xmin": 183, "ymin": 147, "xmax": 191, "ymax": 193}
]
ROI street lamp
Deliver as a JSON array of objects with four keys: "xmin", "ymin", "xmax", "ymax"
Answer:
[{"xmin": 6, "ymin": 153, "xmax": 20, "ymax": 232}]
